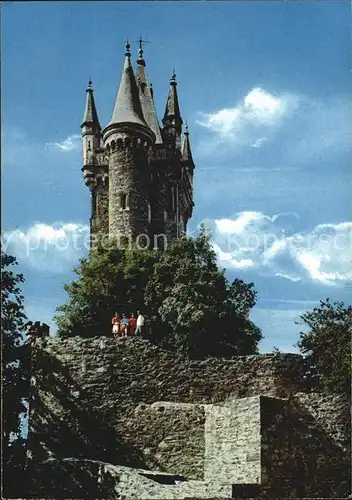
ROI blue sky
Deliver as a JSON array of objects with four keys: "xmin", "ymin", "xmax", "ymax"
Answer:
[{"xmin": 3, "ymin": 1, "xmax": 351, "ymax": 352}]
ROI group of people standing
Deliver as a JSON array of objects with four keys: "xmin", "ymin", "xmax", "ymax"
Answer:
[{"xmin": 111, "ymin": 311, "xmax": 144, "ymax": 338}]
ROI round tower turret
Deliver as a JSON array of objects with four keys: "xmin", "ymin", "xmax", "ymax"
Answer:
[{"xmin": 102, "ymin": 42, "xmax": 155, "ymax": 246}]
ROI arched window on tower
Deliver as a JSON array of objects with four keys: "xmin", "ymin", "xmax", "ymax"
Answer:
[{"xmin": 120, "ymin": 193, "xmax": 129, "ymax": 210}]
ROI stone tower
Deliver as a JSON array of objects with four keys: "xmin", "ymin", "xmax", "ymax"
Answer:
[
  {"xmin": 81, "ymin": 81, "xmax": 109, "ymax": 239},
  {"xmin": 81, "ymin": 41, "xmax": 195, "ymax": 249}
]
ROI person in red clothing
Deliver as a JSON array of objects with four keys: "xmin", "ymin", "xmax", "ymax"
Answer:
[
  {"xmin": 111, "ymin": 313, "xmax": 120, "ymax": 337},
  {"xmin": 129, "ymin": 313, "xmax": 137, "ymax": 337}
]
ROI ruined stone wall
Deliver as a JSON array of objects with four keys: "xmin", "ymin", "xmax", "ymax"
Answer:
[
  {"xmin": 28, "ymin": 338, "xmax": 351, "ymax": 498},
  {"xmin": 29, "ymin": 459, "xmax": 233, "ymax": 499},
  {"xmin": 204, "ymin": 397, "xmax": 261, "ymax": 484},
  {"xmin": 29, "ymin": 337, "xmax": 308, "ymax": 467},
  {"xmin": 260, "ymin": 396, "xmax": 350, "ymax": 498},
  {"xmin": 132, "ymin": 402, "xmax": 205, "ymax": 479},
  {"xmin": 293, "ymin": 391, "xmax": 351, "ymax": 452}
]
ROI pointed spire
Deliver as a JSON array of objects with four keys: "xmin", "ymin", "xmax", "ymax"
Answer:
[
  {"xmin": 135, "ymin": 41, "xmax": 163, "ymax": 144},
  {"xmin": 163, "ymin": 70, "xmax": 182, "ymax": 126},
  {"xmin": 107, "ymin": 41, "xmax": 151, "ymax": 130},
  {"xmin": 81, "ymin": 78, "xmax": 100, "ymax": 128},
  {"xmin": 182, "ymin": 122, "xmax": 194, "ymax": 166}
]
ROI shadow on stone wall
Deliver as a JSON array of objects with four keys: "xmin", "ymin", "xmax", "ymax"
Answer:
[
  {"xmin": 261, "ymin": 396, "xmax": 350, "ymax": 498},
  {"xmin": 29, "ymin": 345, "xmax": 147, "ymax": 469},
  {"xmin": 28, "ymin": 458, "xmax": 122, "ymax": 499}
]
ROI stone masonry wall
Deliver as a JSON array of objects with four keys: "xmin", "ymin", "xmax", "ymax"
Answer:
[
  {"xmin": 294, "ymin": 391, "xmax": 351, "ymax": 452},
  {"xmin": 108, "ymin": 143, "xmax": 151, "ymax": 242},
  {"xmin": 95, "ymin": 184, "xmax": 109, "ymax": 236},
  {"xmin": 204, "ymin": 397, "xmax": 261, "ymax": 484},
  {"xmin": 29, "ymin": 459, "xmax": 233, "ymax": 499},
  {"xmin": 260, "ymin": 396, "xmax": 350, "ymax": 498},
  {"xmin": 28, "ymin": 337, "xmax": 351, "ymax": 498},
  {"xmin": 29, "ymin": 337, "xmax": 308, "ymax": 468},
  {"xmin": 131, "ymin": 402, "xmax": 205, "ymax": 479}
]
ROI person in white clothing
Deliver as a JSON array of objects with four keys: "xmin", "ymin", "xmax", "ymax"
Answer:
[{"xmin": 135, "ymin": 310, "xmax": 145, "ymax": 336}]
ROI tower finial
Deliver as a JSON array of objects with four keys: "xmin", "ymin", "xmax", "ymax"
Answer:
[
  {"xmin": 125, "ymin": 38, "xmax": 131, "ymax": 57},
  {"xmin": 137, "ymin": 35, "xmax": 145, "ymax": 67},
  {"xmin": 87, "ymin": 77, "xmax": 93, "ymax": 92},
  {"xmin": 171, "ymin": 68, "xmax": 177, "ymax": 85},
  {"xmin": 138, "ymin": 36, "xmax": 143, "ymax": 57},
  {"xmin": 184, "ymin": 121, "xmax": 189, "ymax": 134}
]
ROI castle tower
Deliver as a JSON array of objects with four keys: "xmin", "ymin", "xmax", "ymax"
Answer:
[
  {"xmin": 154, "ymin": 71, "xmax": 184, "ymax": 242},
  {"xmin": 81, "ymin": 80, "xmax": 108, "ymax": 242},
  {"xmin": 81, "ymin": 41, "xmax": 195, "ymax": 249},
  {"xmin": 102, "ymin": 42, "xmax": 156, "ymax": 246}
]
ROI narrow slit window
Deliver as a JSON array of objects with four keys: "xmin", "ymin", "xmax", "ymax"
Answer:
[
  {"xmin": 147, "ymin": 203, "xmax": 152, "ymax": 223},
  {"xmin": 120, "ymin": 193, "xmax": 128, "ymax": 210}
]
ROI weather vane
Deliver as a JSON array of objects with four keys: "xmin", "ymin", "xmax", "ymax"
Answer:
[{"xmin": 132, "ymin": 36, "xmax": 151, "ymax": 51}]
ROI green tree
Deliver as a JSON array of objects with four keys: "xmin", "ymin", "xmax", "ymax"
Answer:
[
  {"xmin": 297, "ymin": 299, "xmax": 351, "ymax": 396},
  {"xmin": 55, "ymin": 240, "xmax": 158, "ymax": 337},
  {"xmin": 144, "ymin": 227, "xmax": 262, "ymax": 357},
  {"xmin": 56, "ymin": 230, "xmax": 262, "ymax": 358},
  {"xmin": 2, "ymin": 252, "xmax": 29, "ymax": 495}
]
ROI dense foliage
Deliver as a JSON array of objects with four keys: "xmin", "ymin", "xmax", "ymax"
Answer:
[
  {"xmin": 2, "ymin": 252, "xmax": 29, "ymax": 495},
  {"xmin": 56, "ymin": 228, "xmax": 262, "ymax": 358},
  {"xmin": 297, "ymin": 299, "xmax": 351, "ymax": 396}
]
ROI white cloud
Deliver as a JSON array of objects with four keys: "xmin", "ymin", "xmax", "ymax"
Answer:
[
  {"xmin": 3, "ymin": 222, "xmax": 89, "ymax": 273},
  {"xmin": 196, "ymin": 87, "xmax": 299, "ymax": 147},
  {"xmin": 206, "ymin": 211, "xmax": 352, "ymax": 285},
  {"xmin": 274, "ymin": 273, "xmax": 302, "ymax": 283},
  {"xmin": 195, "ymin": 90, "xmax": 351, "ymax": 168},
  {"xmin": 46, "ymin": 134, "xmax": 81, "ymax": 152},
  {"xmin": 250, "ymin": 137, "xmax": 268, "ymax": 148}
]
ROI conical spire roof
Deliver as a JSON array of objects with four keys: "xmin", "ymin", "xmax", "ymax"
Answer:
[
  {"xmin": 163, "ymin": 70, "xmax": 182, "ymax": 125},
  {"xmin": 182, "ymin": 124, "xmax": 194, "ymax": 165},
  {"xmin": 107, "ymin": 42, "xmax": 150, "ymax": 130},
  {"xmin": 81, "ymin": 80, "xmax": 100, "ymax": 128},
  {"xmin": 135, "ymin": 39, "xmax": 163, "ymax": 144}
]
